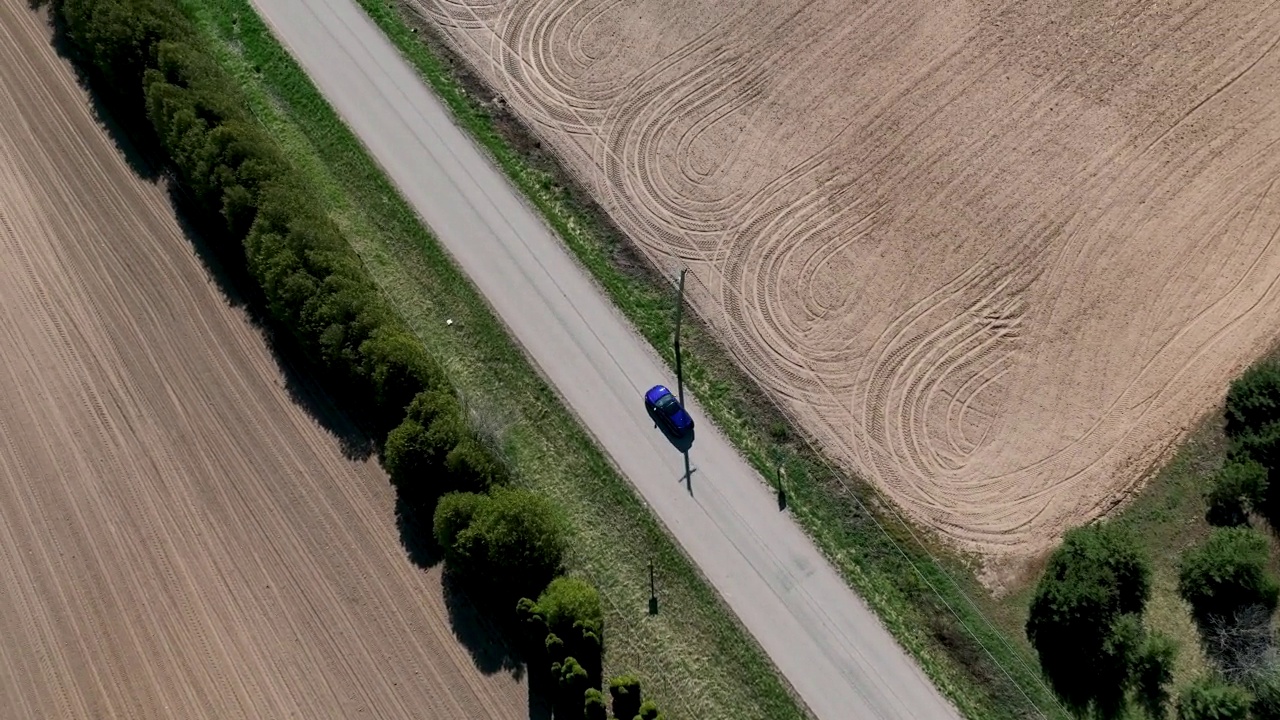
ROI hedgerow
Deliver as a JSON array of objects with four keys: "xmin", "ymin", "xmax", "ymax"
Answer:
[{"xmin": 49, "ymin": 0, "xmax": 668, "ymax": 713}]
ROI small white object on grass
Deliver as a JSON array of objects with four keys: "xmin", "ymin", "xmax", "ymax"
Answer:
[{"xmin": 446, "ymin": 318, "xmax": 454, "ymax": 326}]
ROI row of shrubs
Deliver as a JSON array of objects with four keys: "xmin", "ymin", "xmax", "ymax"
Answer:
[
  {"xmin": 50, "ymin": 0, "xmax": 666, "ymax": 716},
  {"xmin": 1207, "ymin": 359, "xmax": 1280, "ymax": 525},
  {"xmin": 55, "ymin": 0, "xmax": 438, "ymax": 433},
  {"xmin": 431, "ymin": 488, "xmax": 667, "ymax": 718},
  {"xmin": 1025, "ymin": 357, "xmax": 1280, "ymax": 719}
]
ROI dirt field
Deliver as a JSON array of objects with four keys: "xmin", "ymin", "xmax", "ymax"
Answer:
[
  {"xmin": 0, "ymin": 4, "xmax": 525, "ymax": 717},
  {"xmin": 416, "ymin": 0, "xmax": 1280, "ymax": 561}
]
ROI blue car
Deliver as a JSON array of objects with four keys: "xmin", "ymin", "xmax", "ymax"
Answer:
[{"xmin": 644, "ymin": 384, "xmax": 694, "ymax": 437}]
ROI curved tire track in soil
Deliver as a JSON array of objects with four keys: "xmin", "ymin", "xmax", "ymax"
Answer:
[
  {"xmin": 423, "ymin": 0, "xmax": 1280, "ymax": 561},
  {"xmin": 0, "ymin": 4, "xmax": 526, "ymax": 718}
]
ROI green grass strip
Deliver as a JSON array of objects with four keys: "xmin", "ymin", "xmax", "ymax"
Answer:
[
  {"xmin": 177, "ymin": 1, "xmax": 809, "ymax": 718},
  {"xmin": 345, "ymin": 2, "xmax": 1071, "ymax": 719}
]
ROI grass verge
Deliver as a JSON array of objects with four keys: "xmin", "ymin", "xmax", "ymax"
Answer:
[
  {"xmin": 180, "ymin": 1, "xmax": 807, "ymax": 718},
  {"xmin": 341, "ymin": 2, "xmax": 1069, "ymax": 718}
]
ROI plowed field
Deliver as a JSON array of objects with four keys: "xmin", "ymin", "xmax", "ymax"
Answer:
[
  {"xmin": 417, "ymin": 0, "xmax": 1280, "ymax": 558},
  {"xmin": 0, "ymin": 3, "xmax": 523, "ymax": 717}
]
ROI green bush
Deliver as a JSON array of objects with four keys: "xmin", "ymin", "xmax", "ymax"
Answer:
[
  {"xmin": 521, "ymin": 576, "xmax": 603, "ymax": 677},
  {"xmin": 385, "ymin": 392, "xmax": 481, "ymax": 505},
  {"xmin": 449, "ymin": 486, "xmax": 567, "ymax": 603},
  {"xmin": 545, "ymin": 632, "xmax": 566, "ymax": 662},
  {"xmin": 404, "ymin": 388, "xmax": 458, "ymax": 425},
  {"xmin": 583, "ymin": 688, "xmax": 607, "ymax": 720},
  {"xmin": 383, "ymin": 418, "xmax": 433, "ymax": 494},
  {"xmin": 636, "ymin": 698, "xmax": 664, "ymax": 720},
  {"xmin": 1025, "ymin": 521, "xmax": 1152, "ymax": 713},
  {"xmin": 609, "ymin": 675, "xmax": 642, "ymax": 720},
  {"xmin": 1233, "ymin": 428, "xmax": 1280, "ymax": 522},
  {"xmin": 1177, "ymin": 676, "xmax": 1251, "ymax": 720},
  {"xmin": 359, "ymin": 327, "xmax": 443, "ymax": 425},
  {"xmin": 1178, "ymin": 526, "xmax": 1279, "ymax": 625},
  {"xmin": 555, "ymin": 657, "xmax": 590, "ymax": 709},
  {"xmin": 53, "ymin": 0, "xmax": 188, "ymax": 114},
  {"xmin": 1133, "ymin": 632, "xmax": 1178, "ymax": 720},
  {"xmin": 144, "ymin": 40, "xmax": 271, "ymax": 229},
  {"xmin": 535, "ymin": 576, "xmax": 603, "ymax": 640},
  {"xmin": 444, "ymin": 435, "xmax": 509, "ymax": 492},
  {"xmin": 432, "ymin": 491, "xmax": 487, "ymax": 556},
  {"xmin": 514, "ymin": 596, "xmax": 548, "ymax": 648},
  {"xmin": 1225, "ymin": 359, "xmax": 1280, "ymax": 440},
  {"xmin": 1206, "ymin": 458, "xmax": 1269, "ymax": 526},
  {"xmin": 242, "ymin": 181, "xmax": 384, "ymax": 386}
]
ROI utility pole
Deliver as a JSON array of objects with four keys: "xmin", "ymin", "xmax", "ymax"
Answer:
[{"xmin": 673, "ymin": 268, "xmax": 687, "ymax": 407}]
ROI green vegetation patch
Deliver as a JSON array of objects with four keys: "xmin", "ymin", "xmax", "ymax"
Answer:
[
  {"xmin": 344, "ymin": 1, "xmax": 1067, "ymax": 718},
  {"xmin": 172, "ymin": 0, "xmax": 805, "ymax": 717}
]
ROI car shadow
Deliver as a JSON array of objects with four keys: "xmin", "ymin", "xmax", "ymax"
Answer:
[{"xmin": 645, "ymin": 403, "xmax": 695, "ymax": 453}]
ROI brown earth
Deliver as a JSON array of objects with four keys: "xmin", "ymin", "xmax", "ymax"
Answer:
[
  {"xmin": 415, "ymin": 0, "xmax": 1280, "ymax": 561},
  {"xmin": 0, "ymin": 3, "xmax": 525, "ymax": 717}
]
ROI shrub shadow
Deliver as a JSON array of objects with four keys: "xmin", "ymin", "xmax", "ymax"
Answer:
[
  {"xmin": 405, "ymin": 493, "xmax": 555, "ymax": 714},
  {"xmin": 394, "ymin": 493, "xmax": 442, "ymax": 569},
  {"xmin": 40, "ymin": 3, "xmax": 161, "ymax": 183},
  {"xmin": 38, "ymin": 7, "xmax": 376, "ymax": 461},
  {"xmin": 441, "ymin": 569, "xmax": 525, "ymax": 677},
  {"xmin": 424, "ymin": 534, "xmax": 556, "ymax": 718}
]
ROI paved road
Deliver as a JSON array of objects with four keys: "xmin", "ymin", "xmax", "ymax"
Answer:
[{"xmin": 248, "ymin": 0, "xmax": 963, "ymax": 717}]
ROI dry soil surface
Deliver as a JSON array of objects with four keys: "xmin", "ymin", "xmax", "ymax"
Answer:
[
  {"xmin": 417, "ymin": 0, "xmax": 1280, "ymax": 560},
  {"xmin": 0, "ymin": 4, "xmax": 525, "ymax": 717}
]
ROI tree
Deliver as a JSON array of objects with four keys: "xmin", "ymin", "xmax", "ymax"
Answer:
[
  {"xmin": 535, "ymin": 577, "xmax": 604, "ymax": 640},
  {"xmin": 55, "ymin": 0, "xmax": 188, "ymax": 114},
  {"xmin": 383, "ymin": 418, "xmax": 433, "ymax": 495},
  {"xmin": 583, "ymin": 688, "xmax": 607, "ymax": 720},
  {"xmin": 432, "ymin": 491, "xmax": 487, "ymax": 558},
  {"xmin": 450, "ymin": 486, "xmax": 568, "ymax": 604},
  {"xmin": 609, "ymin": 675, "xmax": 642, "ymax": 720},
  {"xmin": 444, "ymin": 435, "xmax": 509, "ymax": 493},
  {"xmin": 359, "ymin": 327, "xmax": 439, "ymax": 427},
  {"xmin": 1225, "ymin": 359, "xmax": 1280, "ymax": 440},
  {"xmin": 1094, "ymin": 613, "xmax": 1146, "ymax": 718},
  {"xmin": 1202, "ymin": 605, "xmax": 1277, "ymax": 685},
  {"xmin": 1133, "ymin": 632, "xmax": 1178, "ymax": 720},
  {"xmin": 1206, "ymin": 459, "xmax": 1269, "ymax": 527},
  {"xmin": 636, "ymin": 699, "xmax": 664, "ymax": 720},
  {"xmin": 1025, "ymin": 521, "xmax": 1151, "ymax": 712},
  {"xmin": 554, "ymin": 656, "xmax": 590, "ymax": 711},
  {"xmin": 384, "ymin": 391, "xmax": 472, "ymax": 505},
  {"xmin": 515, "ymin": 596, "xmax": 548, "ymax": 650},
  {"xmin": 1177, "ymin": 676, "xmax": 1251, "ymax": 720},
  {"xmin": 1178, "ymin": 526, "xmax": 1279, "ymax": 626},
  {"xmin": 530, "ymin": 576, "xmax": 603, "ymax": 677}
]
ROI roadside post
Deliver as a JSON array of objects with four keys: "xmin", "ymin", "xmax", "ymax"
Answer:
[{"xmin": 648, "ymin": 559, "xmax": 659, "ymax": 615}]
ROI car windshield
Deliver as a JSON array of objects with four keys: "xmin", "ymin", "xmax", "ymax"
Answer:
[{"xmin": 655, "ymin": 393, "xmax": 680, "ymax": 416}]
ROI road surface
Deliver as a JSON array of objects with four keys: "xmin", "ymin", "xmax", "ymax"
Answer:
[{"xmin": 247, "ymin": 0, "xmax": 964, "ymax": 717}]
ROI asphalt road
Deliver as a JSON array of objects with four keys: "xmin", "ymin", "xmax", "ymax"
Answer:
[{"xmin": 247, "ymin": 0, "xmax": 964, "ymax": 717}]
